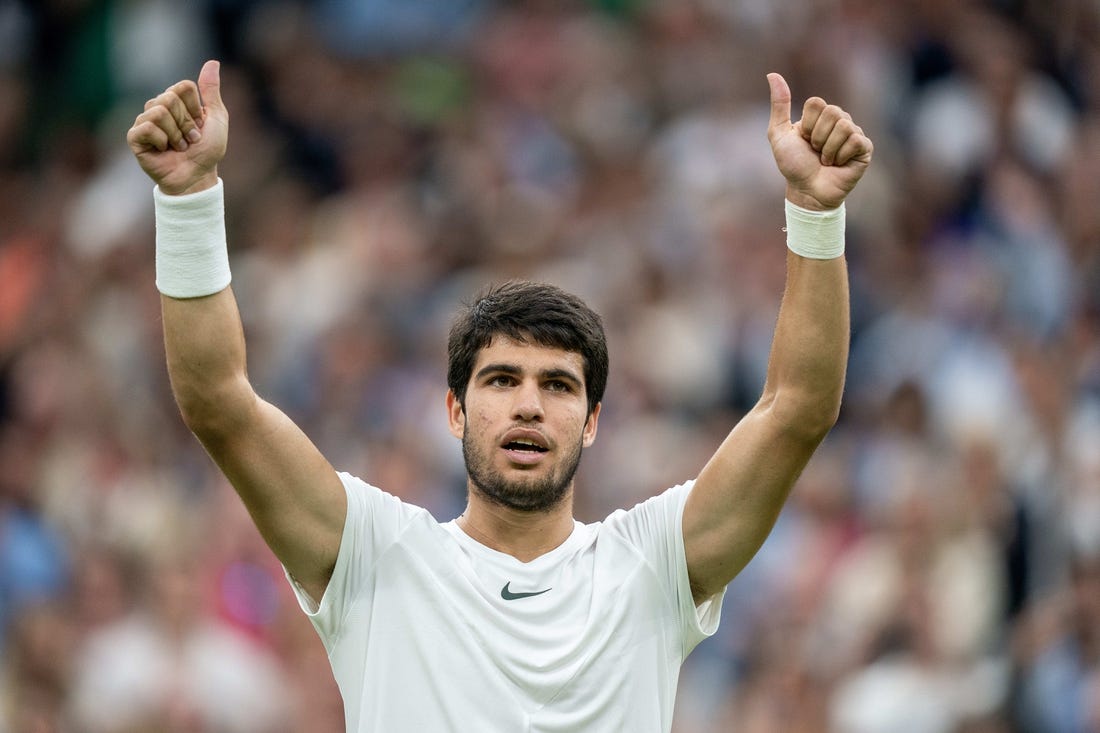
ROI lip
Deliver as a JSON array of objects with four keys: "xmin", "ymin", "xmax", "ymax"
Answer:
[
  {"xmin": 501, "ymin": 447, "xmax": 546, "ymax": 466},
  {"xmin": 499, "ymin": 428, "xmax": 551, "ymax": 466}
]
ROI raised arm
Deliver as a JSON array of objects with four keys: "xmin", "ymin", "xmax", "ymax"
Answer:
[
  {"xmin": 127, "ymin": 61, "xmax": 346, "ymax": 601},
  {"xmin": 682, "ymin": 73, "xmax": 873, "ymax": 602}
]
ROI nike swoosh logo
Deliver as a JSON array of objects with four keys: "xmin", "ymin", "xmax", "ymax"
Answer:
[{"xmin": 500, "ymin": 581, "xmax": 552, "ymax": 601}]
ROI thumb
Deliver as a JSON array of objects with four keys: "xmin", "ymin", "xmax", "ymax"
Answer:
[
  {"xmin": 766, "ymin": 72, "xmax": 791, "ymax": 132},
  {"xmin": 197, "ymin": 59, "xmax": 223, "ymax": 111}
]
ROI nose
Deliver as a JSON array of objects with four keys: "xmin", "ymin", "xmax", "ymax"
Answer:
[{"xmin": 512, "ymin": 379, "xmax": 544, "ymax": 422}]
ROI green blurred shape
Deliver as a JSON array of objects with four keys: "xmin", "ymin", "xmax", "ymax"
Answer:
[{"xmin": 392, "ymin": 57, "xmax": 471, "ymax": 126}]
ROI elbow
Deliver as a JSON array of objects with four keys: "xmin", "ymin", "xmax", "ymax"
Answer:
[
  {"xmin": 176, "ymin": 400, "xmax": 225, "ymax": 438},
  {"xmin": 791, "ymin": 409, "xmax": 839, "ymax": 446},
  {"xmin": 814, "ymin": 402, "xmax": 842, "ymax": 439},
  {"xmin": 762, "ymin": 387, "xmax": 842, "ymax": 444},
  {"xmin": 807, "ymin": 391, "xmax": 843, "ymax": 435},
  {"xmin": 172, "ymin": 375, "xmax": 256, "ymax": 440}
]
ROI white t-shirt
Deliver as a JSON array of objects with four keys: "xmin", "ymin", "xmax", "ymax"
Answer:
[{"xmin": 287, "ymin": 472, "xmax": 724, "ymax": 733}]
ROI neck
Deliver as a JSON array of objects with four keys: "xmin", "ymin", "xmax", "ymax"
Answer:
[{"xmin": 456, "ymin": 489, "xmax": 576, "ymax": 562}]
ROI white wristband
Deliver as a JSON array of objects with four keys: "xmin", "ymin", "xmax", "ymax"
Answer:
[
  {"xmin": 154, "ymin": 179, "xmax": 231, "ymax": 298},
  {"xmin": 784, "ymin": 199, "xmax": 845, "ymax": 260}
]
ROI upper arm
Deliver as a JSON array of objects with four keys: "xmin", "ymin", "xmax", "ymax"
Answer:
[
  {"xmin": 681, "ymin": 399, "xmax": 825, "ymax": 603},
  {"xmin": 161, "ymin": 288, "xmax": 346, "ymax": 601},
  {"xmin": 193, "ymin": 391, "xmax": 347, "ymax": 602},
  {"xmin": 682, "ymin": 253, "xmax": 849, "ymax": 602}
]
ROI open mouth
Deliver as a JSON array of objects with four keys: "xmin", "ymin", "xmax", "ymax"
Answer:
[
  {"xmin": 499, "ymin": 430, "xmax": 551, "ymax": 463},
  {"xmin": 502, "ymin": 438, "xmax": 548, "ymax": 454}
]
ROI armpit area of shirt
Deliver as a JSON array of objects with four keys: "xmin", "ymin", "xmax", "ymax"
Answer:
[{"xmin": 284, "ymin": 567, "xmax": 321, "ymax": 614}]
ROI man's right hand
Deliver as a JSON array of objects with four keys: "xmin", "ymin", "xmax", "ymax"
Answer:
[{"xmin": 127, "ymin": 60, "xmax": 227, "ymax": 196}]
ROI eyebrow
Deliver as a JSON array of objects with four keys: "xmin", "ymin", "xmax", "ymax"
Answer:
[{"xmin": 475, "ymin": 363, "xmax": 583, "ymax": 387}]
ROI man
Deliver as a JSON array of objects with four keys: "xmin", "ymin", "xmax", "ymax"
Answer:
[{"xmin": 127, "ymin": 59, "xmax": 871, "ymax": 731}]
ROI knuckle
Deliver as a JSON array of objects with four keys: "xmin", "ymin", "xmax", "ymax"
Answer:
[
  {"xmin": 147, "ymin": 107, "xmax": 181, "ymax": 140},
  {"xmin": 172, "ymin": 80, "xmax": 197, "ymax": 95},
  {"xmin": 146, "ymin": 92, "xmax": 173, "ymax": 114}
]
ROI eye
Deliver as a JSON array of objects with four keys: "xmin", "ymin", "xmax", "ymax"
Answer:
[
  {"xmin": 545, "ymin": 380, "xmax": 572, "ymax": 393},
  {"xmin": 488, "ymin": 374, "xmax": 515, "ymax": 388}
]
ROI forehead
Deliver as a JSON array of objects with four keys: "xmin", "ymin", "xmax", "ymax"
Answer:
[{"xmin": 472, "ymin": 335, "xmax": 586, "ymax": 377}]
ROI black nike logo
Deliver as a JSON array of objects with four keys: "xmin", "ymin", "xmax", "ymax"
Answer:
[{"xmin": 500, "ymin": 581, "xmax": 552, "ymax": 601}]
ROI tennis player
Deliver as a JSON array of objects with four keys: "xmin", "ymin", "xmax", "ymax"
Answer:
[{"xmin": 127, "ymin": 59, "xmax": 871, "ymax": 731}]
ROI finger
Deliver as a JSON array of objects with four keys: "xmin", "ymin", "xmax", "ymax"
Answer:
[
  {"xmin": 197, "ymin": 60, "xmax": 223, "ymax": 114},
  {"xmin": 766, "ymin": 72, "xmax": 791, "ymax": 133},
  {"xmin": 819, "ymin": 118, "xmax": 859, "ymax": 166},
  {"xmin": 135, "ymin": 105, "xmax": 189, "ymax": 152},
  {"xmin": 808, "ymin": 104, "xmax": 850, "ymax": 154},
  {"xmin": 165, "ymin": 79, "xmax": 205, "ymax": 132},
  {"xmin": 143, "ymin": 91, "xmax": 197, "ymax": 150},
  {"xmin": 797, "ymin": 97, "xmax": 827, "ymax": 142},
  {"xmin": 832, "ymin": 133, "xmax": 874, "ymax": 167},
  {"xmin": 127, "ymin": 118, "xmax": 170, "ymax": 153}
]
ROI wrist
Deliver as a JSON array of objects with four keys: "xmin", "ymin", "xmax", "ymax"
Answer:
[
  {"xmin": 154, "ymin": 178, "xmax": 232, "ymax": 298},
  {"xmin": 784, "ymin": 186, "xmax": 839, "ymax": 212},
  {"xmin": 784, "ymin": 199, "xmax": 845, "ymax": 260},
  {"xmin": 159, "ymin": 170, "xmax": 219, "ymax": 197}
]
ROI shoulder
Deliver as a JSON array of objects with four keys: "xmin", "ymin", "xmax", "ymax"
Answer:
[
  {"xmin": 587, "ymin": 481, "xmax": 696, "ymax": 565},
  {"xmin": 337, "ymin": 471, "xmax": 436, "ymax": 521},
  {"xmin": 334, "ymin": 470, "xmax": 446, "ymax": 563},
  {"xmin": 601, "ymin": 481, "xmax": 696, "ymax": 533}
]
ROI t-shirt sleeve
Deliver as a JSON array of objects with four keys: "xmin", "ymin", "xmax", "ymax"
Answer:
[
  {"xmin": 284, "ymin": 470, "xmax": 422, "ymax": 649},
  {"xmin": 604, "ymin": 480, "xmax": 724, "ymax": 656}
]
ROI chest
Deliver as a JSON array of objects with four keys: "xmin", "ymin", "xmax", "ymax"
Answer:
[{"xmin": 356, "ymin": 527, "xmax": 679, "ymax": 706}]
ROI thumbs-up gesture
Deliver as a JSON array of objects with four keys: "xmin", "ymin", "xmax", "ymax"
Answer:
[
  {"xmin": 766, "ymin": 73, "xmax": 872, "ymax": 211},
  {"xmin": 127, "ymin": 60, "xmax": 228, "ymax": 196}
]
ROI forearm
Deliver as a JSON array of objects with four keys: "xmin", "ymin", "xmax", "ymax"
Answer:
[
  {"xmin": 155, "ymin": 177, "xmax": 254, "ymax": 433},
  {"xmin": 162, "ymin": 288, "xmax": 255, "ymax": 433},
  {"xmin": 761, "ymin": 250, "xmax": 849, "ymax": 439}
]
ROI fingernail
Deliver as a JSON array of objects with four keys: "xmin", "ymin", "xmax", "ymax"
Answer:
[
  {"xmin": 187, "ymin": 128, "xmax": 202, "ymax": 143},
  {"xmin": 177, "ymin": 139, "xmax": 189, "ymax": 152}
]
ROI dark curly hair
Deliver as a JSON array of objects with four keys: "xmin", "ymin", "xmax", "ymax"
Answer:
[{"xmin": 447, "ymin": 281, "xmax": 608, "ymax": 415}]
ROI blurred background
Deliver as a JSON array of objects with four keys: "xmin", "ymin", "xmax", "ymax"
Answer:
[{"xmin": 1, "ymin": 0, "xmax": 1099, "ymax": 731}]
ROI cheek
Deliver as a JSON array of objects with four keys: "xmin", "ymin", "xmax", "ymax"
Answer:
[
  {"xmin": 567, "ymin": 409, "xmax": 592, "ymax": 437},
  {"xmin": 467, "ymin": 404, "xmax": 495, "ymax": 435}
]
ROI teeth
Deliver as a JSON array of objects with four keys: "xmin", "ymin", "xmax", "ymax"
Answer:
[{"xmin": 506, "ymin": 438, "xmax": 546, "ymax": 451}]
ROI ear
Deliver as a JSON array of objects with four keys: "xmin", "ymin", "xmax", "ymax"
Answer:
[
  {"xmin": 581, "ymin": 402, "xmax": 601, "ymax": 448},
  {"xmin": 446, "ymin": 389, "xmax": 465, "ymax": 439}
]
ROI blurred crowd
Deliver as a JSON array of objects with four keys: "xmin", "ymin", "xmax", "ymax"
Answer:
[{"xmin": 1, "ymin": 0, "xmax": 1098, "ymax": 731}]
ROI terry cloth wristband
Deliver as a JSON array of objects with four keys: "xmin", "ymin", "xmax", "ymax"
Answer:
[
  {"xmin": 154, "ymin": 179, "xmax": 231, "ymax": 298},
  {"xmin": 784, "ymin": 199, "xmax": 845, "ymax": 260}
]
